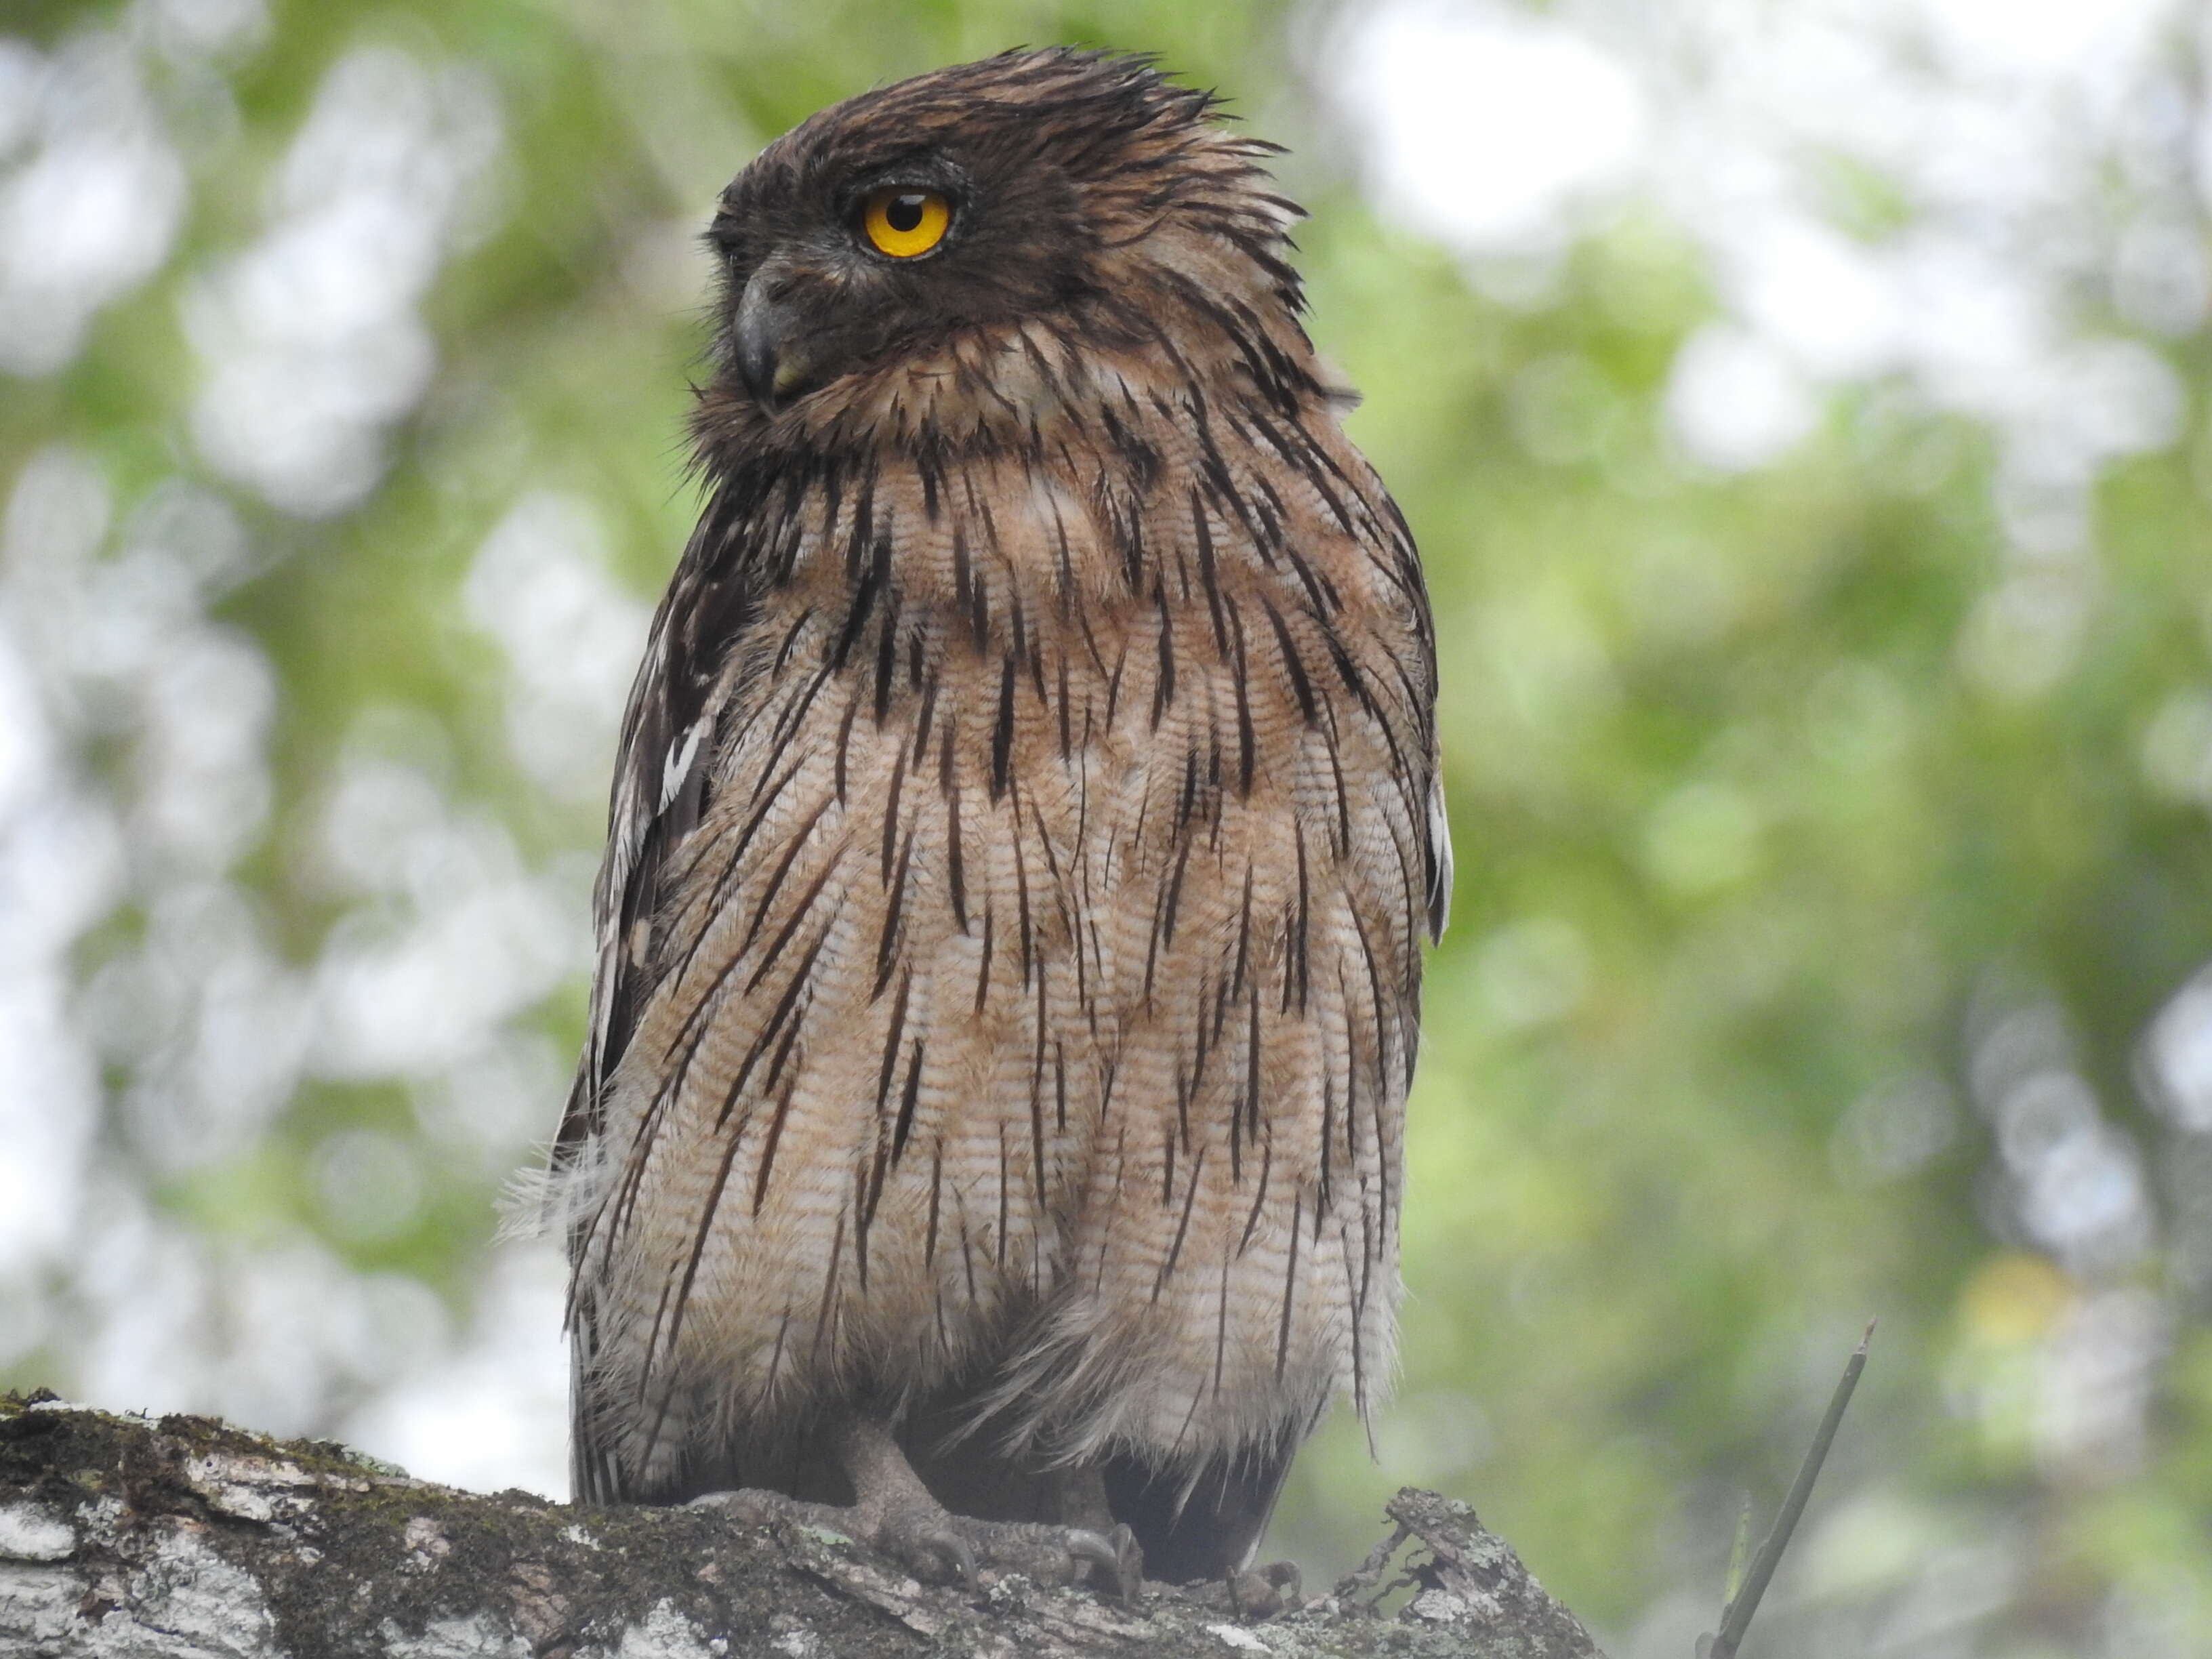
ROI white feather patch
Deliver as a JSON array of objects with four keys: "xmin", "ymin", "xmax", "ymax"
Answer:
[{"xmin": 659, "ymin": 720, "xmax": 705, "ymax": 811}]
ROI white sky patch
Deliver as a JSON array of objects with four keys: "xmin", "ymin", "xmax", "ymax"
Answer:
[
  {"xmin": 1328, "ymin": 0, "xmax": 2200, "ymax": 716},
  {"xmin": 1919, "ymin": 0, "xmax": 2170, "ymax": 80},
  {"xmin": 0, "ymin": 451, "xmax": 121, "ymax": 1272},
  {"xmin": 1334, "ymin": 0, "xmax": 2201, "ymax": 490},
  {"xmin": 0, "ymin": 43, "xmax": 41, "ymax": 161},
  {"xmin": 1664, "ymin": 323, "xmax": 1819, "ymax": 472},
  {"xmin": 0, "ymin": 966, "xmax": 100, "ymax": 1263},
  {"xmin": 186, "ymin": 45, "xmax": 501, "ymax": 515},
  {"xmin": 0, "ymin": 623, "xmax": 49, "ymax": 824},
  {"xmin": 1726, "ymin": 216, "xmax": 1906, "ymax": 382},
  {"xmin": 138, "ymin": 0, "xmax": 270, "ymax": 64},
  {"xmin": 343, "ymin": 1242, "xmax": 570, "ymax": 1500},
  {"xmin": 309, "ymin": 806, "xmax": 574, "ymax": 1080},
  {"xmin": 465, "ymin": 490, "xmax": 652, "ymax": 804},
  {"xmin": 2143, "ymin": 968, "xmax": 2212, "ymax": 1134},
  {"xmin": 0, "ymin": 35, "xmax": 188, "ymax": 377},
  {"xmin": 1333, "ymin": 0, "xmax": 1645, "ymax": 255}
]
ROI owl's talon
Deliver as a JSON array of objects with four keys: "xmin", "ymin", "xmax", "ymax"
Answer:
[
  {"xmin": 872, "ymin": 1511, "xmax": 1146, "ymax": 1597},
  {"xmin": 699, "ymin": 1489, "xmax": 1133, "ymax": 1597},
  {"xmin": 876, "ymin": 1506, "xmax": 980, "ymax": 1589},
  {"xmin": 944, "ymin": 1535, "xmax": 981, "ymax": 1591},
  {"xmin": 1065, "ymin": 1523, "xmax": 1143, "ymax": 1599},
  {"xmin": 686, "ymin": 1486, "xmax": 854, "ymax": 1539}
]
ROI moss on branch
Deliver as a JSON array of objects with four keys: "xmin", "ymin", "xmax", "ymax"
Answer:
[{"xmin": 0, "ymin": 1391, "xmax": 1601, "ymax": 1658}]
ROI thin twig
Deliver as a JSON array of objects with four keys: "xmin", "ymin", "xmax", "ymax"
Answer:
[{"xmin": 1703, "ymin": 1319, "xmax": 1875, "ymax": 1659}]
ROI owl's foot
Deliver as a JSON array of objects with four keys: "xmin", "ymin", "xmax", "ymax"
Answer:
[
  {"xmin": 688, "ymin": 1414, "xmax": 1143, "ymax": 1599},
  {"xmin": 691, "ymin": 1485, "xmax": 1139, "ymax": 1595},
  {"xmin": 873, "ymin": 1503, "xmax": 1141, "ymax": 1597}
]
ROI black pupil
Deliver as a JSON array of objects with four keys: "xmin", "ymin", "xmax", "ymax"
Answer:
[{"xmin": 886, "ymin": 194, "xmax": 927, "ymax": 233}]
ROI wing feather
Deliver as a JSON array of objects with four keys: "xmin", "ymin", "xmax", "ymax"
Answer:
[{"xmin": 554, "ymin": 498, "xmax": 762, "ymax": 1170}]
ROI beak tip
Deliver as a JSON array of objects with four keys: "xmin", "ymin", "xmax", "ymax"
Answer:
[
  {"xmin": 736, "ymin": 339, "xmax": 781, "ymax": 413},
  {"xmin": 732, "ymin": 276, "xmax": 787, "ymax": 412}
]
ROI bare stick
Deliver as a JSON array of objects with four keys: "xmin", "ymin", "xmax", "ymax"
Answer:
[{"xmin": 1703, "ymin": 1319, "xmax": 1874, "ymax": 1659}]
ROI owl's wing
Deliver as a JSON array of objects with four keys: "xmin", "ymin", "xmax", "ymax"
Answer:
[
  {"xmin": 554, "ymin": 493, "xmax": 760, "ymax": 1179},
  {"xmin": 558, "ymin": 497, "xmax": 766, "ymax": 1506},
  {"xmin": 1425, "ymin": 768, "xmax": 1452, "ymax": 942}
]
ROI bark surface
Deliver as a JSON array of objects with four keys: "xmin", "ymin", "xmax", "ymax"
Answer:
[{"xmin": 0, "ymin": 1393, "xmax": 1601, "ymax": 1658}]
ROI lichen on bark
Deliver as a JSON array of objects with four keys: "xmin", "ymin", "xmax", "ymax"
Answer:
[{"xmin": 0, "ymin": 1392, "xmax": 1603, "ymax": 1658}]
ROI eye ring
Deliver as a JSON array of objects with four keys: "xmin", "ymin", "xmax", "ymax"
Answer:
[{"xmin": 861, "ymin": 188, "xmax": 952, "ymax": 259}]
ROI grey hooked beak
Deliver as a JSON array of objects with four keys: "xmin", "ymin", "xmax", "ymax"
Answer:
[{"xmin": 733, "ymin": 263, "xmax": 810, "ymax": 413}]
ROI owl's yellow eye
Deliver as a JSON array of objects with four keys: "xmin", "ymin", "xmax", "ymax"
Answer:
[{"xmin": 862, "ymin": 188, "xmax": 951, "ymax": 258}]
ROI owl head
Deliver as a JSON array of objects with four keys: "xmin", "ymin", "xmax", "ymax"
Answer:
[{"xmin": 697, "ymin": 49, "xmax": 1313, "ymax": 438}]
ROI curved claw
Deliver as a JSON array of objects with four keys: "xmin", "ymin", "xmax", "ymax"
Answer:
[
  {"xmin": 1065, "ymin": 1523, "xmax": 1143, "ymax": 1600},
  {"xmin": 930, "ymin": 1528, "xmax": 981, "ymax": 1593},
  {"xmin": 876, "ymin": 1507, "xmax": 981, "ymax": 1591}
]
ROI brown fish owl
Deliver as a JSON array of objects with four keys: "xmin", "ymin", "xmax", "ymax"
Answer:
[{"xmin": 548, "ymin": 48, "xmax": 1448, "ymax": 1589}]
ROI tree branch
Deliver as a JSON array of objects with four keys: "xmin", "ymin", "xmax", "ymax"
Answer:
[{"xmin": 1, "ymin": 1392, "xmax": 1602, "ymax": 1658}]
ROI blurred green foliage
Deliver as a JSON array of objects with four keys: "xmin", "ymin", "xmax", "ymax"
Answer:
[{"xmin": 7, "ymin": 0, "xmax": 2212, "ymax": 1650}]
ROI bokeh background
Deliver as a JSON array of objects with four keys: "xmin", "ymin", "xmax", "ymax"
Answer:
[{"xmin": 5, "ymin": 0, "xmax": 2212, "ymax": 1651}]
